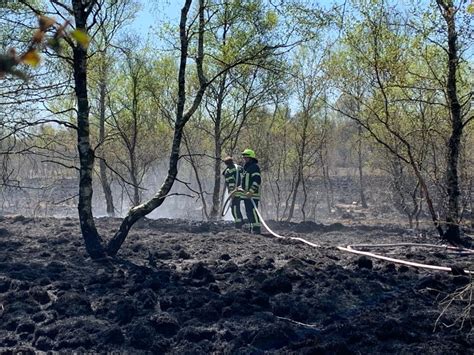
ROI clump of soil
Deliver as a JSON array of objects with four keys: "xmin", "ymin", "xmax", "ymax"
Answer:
[{"xmin": 0, "ymin": 216, "xmax": 472, "ymax": 353}]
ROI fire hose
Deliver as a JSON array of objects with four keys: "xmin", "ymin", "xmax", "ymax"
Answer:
[
  {"xmin": 337, "ymin": 243, "xmax": 474, "ymax": 274},
  {"xmin": 221, "ymin": 189, "xmax": 319, "ymax": 247},
  {"xmin": 221, "ymin": 189, "xmax": 474, "ymax": 274}
]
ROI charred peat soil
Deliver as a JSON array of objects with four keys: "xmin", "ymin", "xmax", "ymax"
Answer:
[{"xmin": 0, "ymin": 216, "xmax": 473, "ymax": 354}]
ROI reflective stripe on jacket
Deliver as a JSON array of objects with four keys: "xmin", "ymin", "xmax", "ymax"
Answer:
[
  {"xmin": 242, "ymin": 159, "xmax": 261, "ymax": 199},
  {"xmin": 223, "ymin": 164, "xmax": 243, "ymax": 193}
]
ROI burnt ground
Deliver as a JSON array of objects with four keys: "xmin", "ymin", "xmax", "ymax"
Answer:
[{"xmin": 0, "ymin": 215, "xmax": 473, "ymax": 354}]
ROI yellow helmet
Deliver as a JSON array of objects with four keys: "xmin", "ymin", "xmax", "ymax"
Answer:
[{"xmin": 241, "ymin": 148, "xmax": 256, "ymax": 158}]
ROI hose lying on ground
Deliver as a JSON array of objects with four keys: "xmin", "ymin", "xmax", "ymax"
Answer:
[
  {"xmin": 337, "ymin": 243, "xmax": 474, "ymax": 274},
  {"xmin": 222, "ymin": 189, "xmax": 473, "ymax": 274}
]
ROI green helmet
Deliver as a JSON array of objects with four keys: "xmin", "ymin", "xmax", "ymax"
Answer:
[{"xmin": 241, "ymin": 148, "xmax": 256, "ymax": 158}]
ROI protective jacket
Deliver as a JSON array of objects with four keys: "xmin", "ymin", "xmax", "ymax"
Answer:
[
  {"xmin": 242, "ymin": 158, "xmax": 261, "ymax": 199},
  {"xmin": 223, "ymin": 164, "xmax": 243, "ymax": 193}
]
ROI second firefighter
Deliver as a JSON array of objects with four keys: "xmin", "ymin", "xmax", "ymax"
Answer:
[
  {"xmin": 222, "ymin": 156, "xmax": 244, "ymax": 228},
  {"xmin": 241, "ymin": 148, "xmax": 261, "ymax": 234}
]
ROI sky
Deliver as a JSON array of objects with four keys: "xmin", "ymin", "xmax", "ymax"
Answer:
[{"xmin": 130, "ymin": 1, "xmax": 181, "ymax": 39}]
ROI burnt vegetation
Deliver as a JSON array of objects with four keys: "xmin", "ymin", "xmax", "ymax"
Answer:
[{"xmin": 0, "ymin": 0, "xmax": 473, "ymax": 353}]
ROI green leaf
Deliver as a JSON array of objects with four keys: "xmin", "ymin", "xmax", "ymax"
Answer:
[
  {"xmin": 265, "ymin": 11, "xmax": 278, "ymax": 29},
  {"xmin": 467, "ymin": 3, "xmax": 474, "ymax": 14},
  {"xmin": 70, "ymin": 29, "xmax": 90, "ymax": 48}
]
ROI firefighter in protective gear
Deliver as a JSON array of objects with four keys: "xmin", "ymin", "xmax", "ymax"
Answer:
[
  {"xmin": 222, "ymin": 156, "xmax": 244, "ymax": 228},
  {"xmin": 241, "ymin": 148, "xmax": 261, "ymax": 234}
]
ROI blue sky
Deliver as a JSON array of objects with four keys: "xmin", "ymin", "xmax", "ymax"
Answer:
[{"xmin": 131, "ymin": 1, "xmax": 181, "ymax": 38}]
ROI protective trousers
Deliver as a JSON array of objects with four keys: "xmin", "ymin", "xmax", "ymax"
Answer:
[
  {"xmin": 231, "ymin": 196, "xmax": 243, "ymax": 228},
  {"xmin": 243, "ymin": 198, "xmax": 261, "ymax": 234}
]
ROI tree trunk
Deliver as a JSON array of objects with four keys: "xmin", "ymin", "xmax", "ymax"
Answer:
[
  {"xmin": 210, "ymin": 77, "xmax": 226, "ymax": 220},
  {"xmin": 415, "ymin": 187, "xmax": 423, "ymax": 229},
  {"xmin": 210, "ymin": 140, "xmax": 222, "ymax": 220},
  {"xmin": 357, "ymin": 125, "xmax": 368, "ymax": 208},
  {"xmin": 320, "ymin": 149, "xmax": 333, "ymax": 213},
  {"xmin": 126, "ymin": 58, "xmax": 141, "ymax": 207},
  {"xmin": 408, "ymin": 153, "xmax": 445, "ymax": 238},
  {"xmin": 301, "ymin": 175, "xmax": 308, "ymax": 221},
  {"xmin": 72, "ymin": 0, "xmax": 105, "ymax": 259},
  {"xmin": 286, "ymin": 172, "xmax": 301, "ymax": 222},
  {"xmin": 183, "ymin": 132, "xmax": 209, "ymax": 219},
  {"xmin": 287, "ymin": 114, "xmax": 309, "ymax": 222},
  {"xmin": 469, "ymin": 179, "xmax": 473, "ymax": 228},
  {"xmin": 129, "ymin": 152, "xmax": 140, "ymax": 206},
  {"xmin": 391, "ymin": 159, "xmax": 419, "ymax": 228},
  {"xmin": 98, "ymin": 61, "xmax": 115, "ymax": 216},
  {"xmin": 439, "ymin": 0, "xmax": 462, "ymax": 243},
  {"xmin": 282, "ymin": 174, "xmax": 295, "ymax": 219}
]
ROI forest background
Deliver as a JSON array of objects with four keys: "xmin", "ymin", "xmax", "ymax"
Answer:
[{"xmin": 0, "ymin": 0, "xmax": 473, "ymax": 257}]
